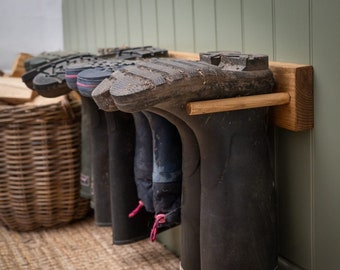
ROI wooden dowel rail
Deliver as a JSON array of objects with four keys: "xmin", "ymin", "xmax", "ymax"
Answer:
[{"xmin": 186, "ymin": 92, "xmax": 291, "ymax": 115}]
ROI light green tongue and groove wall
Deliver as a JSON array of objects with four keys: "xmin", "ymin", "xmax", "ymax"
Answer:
[{"xmin": 62, "ymin": 1, "xmax": 340, "ymax": 269}]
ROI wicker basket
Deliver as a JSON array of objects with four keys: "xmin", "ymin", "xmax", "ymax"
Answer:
[{"xmin": 0, "ymin": 93, "xmax": 90, "ymax": 231}]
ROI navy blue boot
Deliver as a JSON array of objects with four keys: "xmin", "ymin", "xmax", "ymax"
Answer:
[
  {"xmin": 129, "ymin": 112, "xmax": 154, "ymax": 217},
  {"xmin": 142, "ymin": 111, "xmax": 182, "ymax": 241}
]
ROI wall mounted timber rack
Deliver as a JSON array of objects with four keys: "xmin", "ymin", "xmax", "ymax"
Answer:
[{"xmin": 168, "ymin": 51, "xmax": 314, "ymax": 132}]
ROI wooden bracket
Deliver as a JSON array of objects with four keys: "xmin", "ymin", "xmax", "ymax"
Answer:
[
  {"xmin": 268, "ymin": 62, "xmax": 313, "ymax": 131},
  {"xmin": 169, "ymin": 51, "xmax": 314, "ymax": 132}
]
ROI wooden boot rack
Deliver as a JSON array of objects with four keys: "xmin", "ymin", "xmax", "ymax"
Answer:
[{"xmin": 169, "ymin": 51, "xmax": 313, "ymax": 132}]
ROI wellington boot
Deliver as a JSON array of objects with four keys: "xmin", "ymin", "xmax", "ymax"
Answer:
[
  {"xmin": 130, "ymin": 112, "xmax": 154, "ymax": 214},
  {"xmin": 147, "ymin": 108, "xmax": 201, "ymax": 270},
  {"xmin": 142, "ymin": 111, "xmax": 182, "ymax": 240},
  {"xmin": 82, "ymin": 96, "xmax": 111, "ymax": 226},
  {"xmin": 105, "ymin": 110, "xmax": 154, "ymax": 244},
  {"xmin": 108, "ymin": 54, "xmax": 277, "ymax": 269}
]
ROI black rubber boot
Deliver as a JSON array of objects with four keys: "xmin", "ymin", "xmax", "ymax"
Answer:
[
  {"xmin": 80, "ymin": 96, "xmax": 111, "ymax": 226},
  {"xmin": 92, "ymin": 66, "xmax": 202, "ymax": 270},
  {"xmin": 92, "ymin": 80, "xmax": 155, "ymax": 244},
  {"xmin": 65, "ymin": 60, "xmax": 136, "ymax": 202},
  {"xmin": 107, "ymin": 54, "xmax": 277, "ymax": 270},
  {"xmin": 79, "ymin": 97, "xmax": 94, "ymax": 201},
  {"xmin": 62, "ymin": 46, "xmax": 170, "ymax": 201},
  {"xmin": 64, "ymin": 48, "xmax": 168, "ymax": 233},
  {"xmin": 105, "ymin": 111, "xmax": 154, "ymax": 244},
  {"xmin": 65, "ymin": 66, "xmax": 95, "ymax": 201},
  {"xmin": 70, "ymin": 68, "xmax": 113, "ymax": 226},
  {"xmin": 64, "ymin": 60, "xmax": 135, "ymax": 220},
  {"xmin": 142, "ymin": 111, "xmax": 182, "ymax": 241}
]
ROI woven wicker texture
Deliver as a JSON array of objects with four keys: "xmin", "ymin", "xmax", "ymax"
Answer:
[
  {"xmin": 0, "ymin": 94, "xmax": 90, "ymax": 231},
  {"xmin": 0, "ymin": 216, "xmax": 180, "ymax": 270}
]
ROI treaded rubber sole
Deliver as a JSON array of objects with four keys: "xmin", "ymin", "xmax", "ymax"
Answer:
[
  {"xmin": 108, "ymin": 58, "xmax": 226, "ymax": 112},
  {"xmin": 91, "ymin": 78, "xmax": 118, "ymax": 112},
  {"xmin": 32, "ymin": 73, "xmax": 71, "ymax": 97},
  {"xmin": 22, "ymin": 53, "xmax": 96, "ymax": 92},
  {"xmin": 106, "ymin": 57, "xmax": 274, "ymax": 113}
]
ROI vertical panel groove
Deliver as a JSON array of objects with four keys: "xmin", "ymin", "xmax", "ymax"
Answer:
[
  {"xmin": 192, "ymin": 0, "xmax": 196, "ymax": 52},
  {"xmin": 173, "ymin": 0, "xmax": 194, "ymax": 51},
  {"xmin": 80, "ymin": 0, "xmax": 89, "ymax": 51},
  {"xmin": 155, "ymin": 0, "xmax": 159, "ymax": 46},
  {"xmin": 125, "ymin": 0, "xmax": 131, "ymax": 45},
  {"xmin": 215, "ymin": 0, "xmax": 242, "ymax": 51},
  {"xmin": 310, "ymin": 131, "xmax": 315, "ymax": 270},
  {"xmin": 172, "ymin": 0, "xmax": 177, "ymax": 50},
  {"xmin": 112, "ymin": 0, "xmax": 118, "ymax": 47},
  {"xmin": 214, "ymin": 0, "xmax": 217, "ymax": 51},
  {"xmin": 72, "ymin": 1, "xmax": 79, "ymax": 50},
  {"xmin": 272, "ymin": 0, "xmax": 277, "ymax": 61},
  {"xmin": 156, "ymin": 0, "xmax": 175, "ymax": 49},
  {"xmin": 127, "ymin": 0, "xmax": 143, "ymax": 46},
  {"xmin": 309, "ymin": 2, "xmax": 315, "ymax": 270},
  {"xmin": 140, "ymin": 0, "xmax": 144, "ymax": 45},
  {"xmin": 75, "ymin": 0, "xmax": 81, "ymax": 50},
  {"xmin": 309, "ymin": 0, "xmax": 313, "ymax": 65},
  {"xmin": 83, "ymin": 1, "xmax": 89, "ymax": 51},
  {"xmin": 91, "ymin": 0, "xmax": 97, "ymax": 50},
  {"xmin": 240, "ymin": 0, "xmax": 245, "ymax": 52},
  {"xmin": 102, "ymin": 0, "xmax": 107, "ymax": 46},
  {"xmin": 92, "ymin": 0, "xmax": 96, "ymax": 49},
  {"xmin": 62, "ymin": 1, "xmax": 70, "ymax": 50}
]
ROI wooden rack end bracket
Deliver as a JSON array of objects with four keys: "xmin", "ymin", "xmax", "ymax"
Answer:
[
  {"xmin": 269, "ymin": 62, "xmax": 313, "ymax": 132},
  {"xmin": 169, "ymin": 51, "xmax": 314, "ymax": 132}
]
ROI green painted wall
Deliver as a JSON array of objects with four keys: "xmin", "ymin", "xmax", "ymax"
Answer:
[{"xmin": 62, "ymin": 0, "xmax": 340, "ymax": 269}]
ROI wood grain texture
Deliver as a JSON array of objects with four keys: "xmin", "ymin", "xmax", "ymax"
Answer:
[
  {"xmin": 270, "ymin": 62, "xmax": 314, "ymax": 131},
  {"xmin": 187, "ymin": 92, "xmax": 290, "ymax": 115}
]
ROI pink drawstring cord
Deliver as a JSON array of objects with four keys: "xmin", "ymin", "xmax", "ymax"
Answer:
[
  {"xmin": 150, "ymin": 214, "xmax": 166, "ymax": 242},
  {"xmin": 128, "ymin": 200, "xmax": 144, "ymax": 218},
  {"xmin": 76, "ymin": 81, "xmax": 99, "ymax": 88}
]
